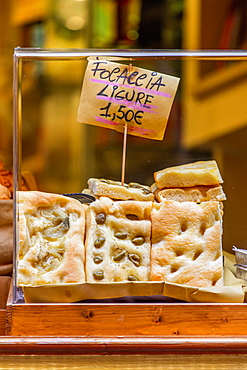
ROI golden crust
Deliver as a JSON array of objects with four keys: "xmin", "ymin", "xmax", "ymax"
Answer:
[
  {"xmin": 85, "ymin": 197, "xmax": 152, "ymax": 282},
  {"xmin": 150, "ymin": 200, "xmax": 223, "ymax": 287},
  {"xmin": 154, "ymin": 160, "xmax": 223, "ymax": 189},
  {"xmin": 154, "ymin": 185, "xmax": 226, "ymax": 203},
  {"xmin": 88, "ymin": 178, "xmax": 154, "ymax": 201},
  {"xmin": 17, "ymin": 191, "xmax": 86, "ymax": 286}
]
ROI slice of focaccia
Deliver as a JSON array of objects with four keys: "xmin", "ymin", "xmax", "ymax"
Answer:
[
  {"xmin": 17, "ymin": 191, "xmax": 86, "ymax": 286},
  {"xmin": 154, "ymin": 160, "xmax": 223, "ymax": 189},
  {"xmin": 87, "ymin": 178, "xmax": 154, "ymax": 201},
  {"xmin": 150, "ymin": 200, "xmax": 223, "ymax": 287},
  {"xmin": 85, "ymin": 197, "xmax": 152, "ymax": 282},
  {"xmin": 153, "ymin": 184, "xmax": 226, "ymax": 203}
]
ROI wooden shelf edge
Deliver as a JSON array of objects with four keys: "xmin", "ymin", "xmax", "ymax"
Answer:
[
  {"xmin": 1, "ymin": 336, "xmax": 247, "ymax": 355},
  {"xmin": 6, "ymin": 302, "xmax": 247, "ymax": 337}
]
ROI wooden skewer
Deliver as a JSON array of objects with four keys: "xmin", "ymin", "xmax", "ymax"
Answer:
[
  {"xmin": 121, "ymin": 122, "xmax": 128, "ymax": 185},
  {"xmin": 121, "ymin": 64, "xmax": 132, "ymax": 185}
]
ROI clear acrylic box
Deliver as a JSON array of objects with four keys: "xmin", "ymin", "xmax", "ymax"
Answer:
[{"xmin": 12, "ymin": 48, "xmax": 247, "ymax": 316}]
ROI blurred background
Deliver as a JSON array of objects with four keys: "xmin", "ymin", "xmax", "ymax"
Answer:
[{"xmin": 0, "ymin": 0, "xmax": 247, "ymax": 251}]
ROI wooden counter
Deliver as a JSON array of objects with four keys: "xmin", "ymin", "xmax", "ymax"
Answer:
[
  {"xmin": 2, "ymin": 305, "xmax": 247, "ymax": 368},
  {"xmin": 4, "ymin": 302, "xmax": 247, "ymax": 337},
  {"xmin": 1, "ymin": 333, "xmax": 247, "ymax": 369},
  {"xmin": 1, "ymin": 335, "xmax": 247, "ymax": 355},
  {"xmin": 2, "ymin": 303, "xmax": 247, "ymax": 354}
]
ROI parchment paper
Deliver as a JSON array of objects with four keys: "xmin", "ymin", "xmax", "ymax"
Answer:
[{"xmin": 22, "ymin": 252, "xmax": 247, "ymax": 304}]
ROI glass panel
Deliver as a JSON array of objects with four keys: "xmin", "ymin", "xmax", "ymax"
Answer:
[{"xmin": 13, "ymin": 48, "xmax": 247, "ymax": 304}]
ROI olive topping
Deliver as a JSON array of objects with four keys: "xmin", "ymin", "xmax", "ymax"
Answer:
[
  {"xmin": 128, "ymin": 253, "xmax": 141, "ymax": 267},
  {"xmin": 128, "ymin": 275, "xmax": 139, "ymax": 281},
  {"xmin": 99, "ymin": 179, "xmax": 111, "ymax": 184},
  {"xmin": 128, "ymin": 182, "xmax": 151, "ymax": 194},
  {"xmin": 93, "ymin": 270, "xmax": 104, "ymax": 280},
  {"xmin": 113, "ymin": 251, "xmax": 126, "ymax": 262},
  {"xmin": 62, "ymin": 216, "xmax": 70, "ymax": 229},
  {"xmin": 95, "ymin": 212, "xmax": 106, "ymax": 224},
  {"xmin": 128, "ymin": 182, "xmax": 143, "ymax": 189},
  {"xmin": 132, "ymin": 236, "xmax": 145, "ymax": 245},
  {"xmin": 93, "ymin": 256, "xmax": 103, "ymax": 264},
  {"xmin": 115, "ymin": 231, "xmax": 127, "ymax": 239},
  {"xmin": 126, "ymin": 214, "xmax": 139, "ymax": 220},
  {"xmin": 94, "ymin": 237, "xmax": 106, "ymax": 248},
  {"xmin": 141, "ymin": 188, "xmax": 151, "ymax": 195}
]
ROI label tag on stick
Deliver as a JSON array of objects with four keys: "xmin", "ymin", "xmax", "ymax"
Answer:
[{"xmin": 77, "ymin": 60, "xmax": 180, "ymax": 141}]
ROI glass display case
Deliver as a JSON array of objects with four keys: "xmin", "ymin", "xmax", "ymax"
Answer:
[{"xmin": 10, "ymin": 48, "xmax": 247, "ymax": 336}]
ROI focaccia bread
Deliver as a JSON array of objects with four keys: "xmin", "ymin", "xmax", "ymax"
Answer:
[
  {"xmin": 150, "ymin": 200, "xmax": 223, "ymax": 287},
  {"xmin": 85, "ymin": 197, "xmax": 152, "ymax": 282},
  {"xmin": 17, "ymin": 191, "xmax": 87, "ymax": 286},
  {"xmin": 88, "ymin": 178, "xmax": 154, "ymax": 202},
  {"xmin": 152, "ymin": 184, "xmax": 226, "ymax": 203},
  {"xmin": 154, "ymin": 160, "xmax": 223, "ymax": 189}
]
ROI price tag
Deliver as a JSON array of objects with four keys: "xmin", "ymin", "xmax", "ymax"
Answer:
[{"xmin": 77, "ymin": 60, "xmax": 180, "ymax": 140}]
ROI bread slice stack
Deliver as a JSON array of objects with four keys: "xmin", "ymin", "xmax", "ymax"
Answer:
[
  {"xmin": 150, "ymin": 160, "xmax": 225, "ymax": 287},
  {"xmin": 152, "ymin": 160, "xmax": 226, "ymax": 203},
  {"xmin": 87, "ymin": 178, "xmax": 154, "ymax": 202}
]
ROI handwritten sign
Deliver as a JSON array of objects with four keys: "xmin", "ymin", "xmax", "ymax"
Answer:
[{"xmin": 77, "ymin": 60, "xmax": 180, "ymax": 140}]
